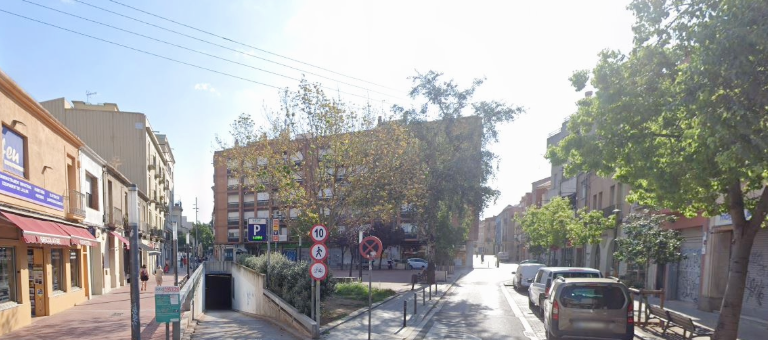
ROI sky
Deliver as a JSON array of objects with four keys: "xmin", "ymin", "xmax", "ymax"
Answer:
[{"xmin": 0, "ymin": 0, "xmax": 636, "ymax": 222}]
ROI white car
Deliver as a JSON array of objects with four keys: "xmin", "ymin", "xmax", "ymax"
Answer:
[
  {"xmin": 511, "ymin": 263, "xmax": 545, "ymax": 290},
  {"xmin": 407, "ymin": 258, "xmax": 428, "ymax": 269}
]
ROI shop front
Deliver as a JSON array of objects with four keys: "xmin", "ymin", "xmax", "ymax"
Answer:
[{"xmin": 0, "ymin": 210, "xmax": 95, "ymax": 334}]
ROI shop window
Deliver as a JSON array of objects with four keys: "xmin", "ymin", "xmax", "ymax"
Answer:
[
  {"xmin": 0, "ymin": 247, "xmax": 16, "ymax": 303},
  {"xmin": 70, "ymin": 250, "xmax": 80, "ymax": 288},
  {"xmin": 51, "ymin": 249, "xmax": 64, "ymax": 292}
]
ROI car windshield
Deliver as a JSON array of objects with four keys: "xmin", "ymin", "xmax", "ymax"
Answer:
[{"xmin": 559, "ymin": 285, "xmax": 626, "ymax": 310}]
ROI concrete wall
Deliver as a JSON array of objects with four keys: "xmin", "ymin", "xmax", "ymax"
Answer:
[{"xmin": 230, "ymin": 263, "xmax": 318, "ymax": 338}]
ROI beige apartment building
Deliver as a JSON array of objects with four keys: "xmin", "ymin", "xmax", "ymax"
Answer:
[
  {"xmin": 40, "ymin": 98, "xmax": 174, "ymax": 269},
  {"xmin": 0, "ymin": 69, "xmax": 97, "ymax": 335}
]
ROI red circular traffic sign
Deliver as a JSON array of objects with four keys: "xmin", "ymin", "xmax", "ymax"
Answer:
[
  {"xmin": 359, "ymin": 236, "xmax": 383, "ymax": 260},
  {"xmin": 310, "ymin": 243, "xmax": 328, "ymax": 261},
  {"xmin": 310, "ymin": 224, "xmax": 328, "ymax": 243},
  {"xmin": 309, "ymin": 262, "xmax": 328, "ymax": 281}
]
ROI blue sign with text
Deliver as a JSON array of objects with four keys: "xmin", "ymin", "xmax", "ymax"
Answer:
[
  {"xmin": 2, "ymin": 126, "xmax": 25, "ymax": 178},
  {"xmin": 0, "ymin": 172, "xmax": 64, "ymax": 211},
  {"xmin": 247, "ymin": 218, "xmax": 268, "ymax": 242}
]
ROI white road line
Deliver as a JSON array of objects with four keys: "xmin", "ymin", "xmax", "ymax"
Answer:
[{"xmin": 500, "ymin": 282, "xmax": 539, "ymax": 340}]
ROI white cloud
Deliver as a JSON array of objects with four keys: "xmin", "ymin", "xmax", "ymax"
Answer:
[{"xmin": 193, "ymin": 83, "xmax": 221, "ymax": 97}]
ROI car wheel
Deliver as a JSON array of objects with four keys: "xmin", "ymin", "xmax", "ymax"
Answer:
[
  {"xmin": 622, "ymin": 332, "xmax": 634, "ymax": 340},
  {"xmin": 409, "ymin": 264, "xmax": 413, "ymax": 269},
  {"xmin": 538, "ymin": 296, "xmax": 546, "ymax": 317}
]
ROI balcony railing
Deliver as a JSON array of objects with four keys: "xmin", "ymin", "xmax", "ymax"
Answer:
[
  {"xmin": 227, "ymin": 202, "xmax": 240, "ymax": 209},
  {"xmin": 67, "ymin": 190, "xmax": 86, "ymax": 218},
  {"xmin": 602, "ymin": 204, "xmax": 618, "ymax": 218},
  {"xmin": 110, "ymin": 207, "xmax": 124, "ymax": 228},
  {"xmin": 227, "ymin": 219, "xmax": 239, "ymax": 226},
  {"xmin": 257, "ymin": 200, "xmax": 269, "ymax": 207}
]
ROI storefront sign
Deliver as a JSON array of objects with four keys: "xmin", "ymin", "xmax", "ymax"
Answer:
[
  {"xmin": 155, "ymin": 286, "xmax": 181, "ymax": 323},
  {"xmin": 0, "ymin": 172, "xmax": 64, "ymax": 211},
  {"xmin": 713, "ymin": 210, "xmax": 753, "ymax": 227},
  {"xmin": 2, "ymin": 126, "xmax": 25, "ymax": 178},
  {"xmin": 38, "ymin": 235, "xmax": 65, "ymax": 245}
]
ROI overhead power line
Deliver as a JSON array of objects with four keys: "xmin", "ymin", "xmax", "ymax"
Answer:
[
  {"xmin": 82, "ymin": 0, "xmax": 402, "ymax": 93},
  {"xmin": 34, "ymin": 0, "xmax": 404, "ymax": 101},
  {"xmin": 0, "ymin": 9, "xmax": 398, "ymax": 103}
]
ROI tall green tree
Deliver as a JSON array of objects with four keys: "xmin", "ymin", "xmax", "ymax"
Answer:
[
  {"xmin": 547, "ymin": 1, "xmax": 768, "ymax": 337},
  {"xmin": 570, "ymin": 208, "xmax": 616, "ymax": 266},
  {"xmin": 392, "ymin": 71, "xmax": 524, "ymax": 271},
  {"xmin": 613, "ymin": 212, "xmax": 685, "ymax": 288},
  {"xmin": 191, "ymin": 222, "xmax": 214, "ymax": 256},
  {"xmin": 218, "ymin": 80, "xmax": 425, "ymax": 264}
]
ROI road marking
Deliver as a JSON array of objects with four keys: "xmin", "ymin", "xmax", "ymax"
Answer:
[{"xmin": 500, "ymin": 282, "xmax": 539, "ymax": 340}]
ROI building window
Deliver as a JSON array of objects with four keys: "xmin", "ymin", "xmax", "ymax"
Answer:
[
  {"xmin": 598, "ymin": 192, "xmax": 603, "ymax": 209},
  {"xmin": 0, "ymin": 247, "xmax": 16, "ymax": 303},
  {"xmin": 2, "ymin": 125, "xmax": 27, "ymax": 178},
  {"xmin": 70, "ymin": 250, "xmax": 80, "ymax": 288},
  {"xmin": 592, "ymin": 194, "xmax": 597, "ymax": 210},
  {"xmin": 227, "ymin": 229, "xmax": 240, "ymax": 242},
  {"xmin": 609, "ymin": 185, "xmax": 616, "ymax": 206},
  {"xmin": 51, "ymin": 249, "xmax": 64, "ymax": 292},
  {"xmin": 85, "ymin": 173, "xmax": 99, "ymax": 209}
]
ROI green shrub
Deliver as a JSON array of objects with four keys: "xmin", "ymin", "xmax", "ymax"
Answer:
[
  {"xmin": 335, "ymin": 283, "xmax": 395, "ymax": 303},
  {"xmin": 237, "ymin": 253, "xmax": 335, "ymax": 317}
]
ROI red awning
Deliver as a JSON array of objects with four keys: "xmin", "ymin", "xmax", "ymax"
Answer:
[
  {"xmin": 0, "ymin": 212, "xmax": 71, "ymax": 245},
  {"xmin": 111, "ymin": 231, "xmax": 130, "ymax": 249},
  {"xmin": 58, "ymin": 224, "xmax": 98, "ymax": 247}
]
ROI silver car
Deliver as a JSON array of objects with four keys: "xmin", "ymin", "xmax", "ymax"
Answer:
[
  {"xmin": 542, "ymin": 277, "xmax": 634, "ymax": 340},
  {"xmin": 528, "ymin": 267, "xmax": 602, "ymax": 316}
]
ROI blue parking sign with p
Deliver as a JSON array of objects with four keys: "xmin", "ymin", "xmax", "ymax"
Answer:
[{"xmin": 247, "ymin": 218, "xmax": 267, "ymax": 242}]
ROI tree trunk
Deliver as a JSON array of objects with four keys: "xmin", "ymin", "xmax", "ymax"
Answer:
[
  {"xmin": 714, "ymin": 220, "xmax": 759, "ymax": 340},
  {"xmin": 340, "ymin": 247, "xmax": 346, "ymax": 270},
  {"xmin": 348, "ymin": 250, "xmax": 354, "ymax": 277}
]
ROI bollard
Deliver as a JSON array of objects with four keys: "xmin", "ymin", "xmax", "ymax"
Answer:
[
  {"xmin": 414, "ymin": 293, "xmax": 417, "ymax": 314},
  {"xmin": 429, "ymin": 285, "xmax": 432, "ymax": 300},
  {"xmin": 422, "ymin": 288, "xmax": 426, "ymax": 305},
  {"xmin": 403, "ymin": 300, "xmax": 407, "ymax": 327}
]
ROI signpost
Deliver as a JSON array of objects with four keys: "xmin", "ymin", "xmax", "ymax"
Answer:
[
  {"xmin": 155, "ymin": 286, "xmax": 181, "ymax": 323},
  {"xmin": 247, "ymin": 218, "xmax": 267, "ymax": 242},
  {"xmin": 310, "ymin": 224, "xmax": 329, "ymax": 324},
  {"xmin": 359, "ymin": 236, "xmax": 383, "ymax": 340}
]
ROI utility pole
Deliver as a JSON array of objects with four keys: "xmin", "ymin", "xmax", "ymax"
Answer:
[
  {"xmin": 127, "ymin": 185, "xmax": 141, "ymax": 340},
  {"xmin": 193, "ymin": 197, "xmax": 200, "ymax": 261},
  {"xmin": 172, "ymin": 221, "xmax": 180, "ymax": 340}
]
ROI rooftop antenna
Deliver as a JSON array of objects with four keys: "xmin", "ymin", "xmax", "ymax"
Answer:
[{"xmin": 86, "ymin": 91, "xmax": 97, "ymax": 104}]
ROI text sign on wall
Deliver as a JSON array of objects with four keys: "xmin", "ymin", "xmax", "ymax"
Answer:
[
  {"xmin": 0, "ymin": 172, "xmax": 64, "ymax": 211},
  {"xmin": 155, "ymin": 286, "xmax": 181, "ymax": 323},
  {"xmin": 2, "ymin": 126, "xmax": 25, "ymax": 178}
]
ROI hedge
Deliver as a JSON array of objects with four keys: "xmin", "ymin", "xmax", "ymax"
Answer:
[{"xmin": 238, "ymin": 253, "xmax": 335, "ymax": 317}]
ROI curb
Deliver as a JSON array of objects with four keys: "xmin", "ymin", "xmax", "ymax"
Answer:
[
  {"xmin": 321, "ymin": 269, "xmax": 470, "ymax": 335},
  {"xmin": 400, "ymin": 270, "xmax": 470, "ymax": 340}
]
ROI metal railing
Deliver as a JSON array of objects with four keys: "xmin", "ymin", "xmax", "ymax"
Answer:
[
  {"xmin": 67, "ymin": 190, "xmax": 86, "ymax": 218},
  {"xmin": 110, "ymin": 207, "xmax": 123, "ymax": 227}
]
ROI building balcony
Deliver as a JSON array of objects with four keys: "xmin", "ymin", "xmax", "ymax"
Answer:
[
  {"xmin": 242, "ymin": 201, "xmax": 255, "ymax": 208},
  {"xmin": 227, "ymin": 219, "xmax": 239, "ymax": 226},
  {"xmin": 227, "ymin": 184, "xmax": 239, "ymax": 191},
  {"xmin": 147, "ymin": 163, "xmax": 156, "ymax": 171},
  {"xmin": 256, "ymin": 200, "xmax": 269, "ymax": 207},
  {"xmin": 66, "ymin": 190, "xmax": 86, "ymax": 220},
  {"xmin": 108, "ymin": 207, "xmax": 124, "ymax": 228},
  {"xmin": 227, "ymin": 202, "xmax": 240, "ymax": 209}
]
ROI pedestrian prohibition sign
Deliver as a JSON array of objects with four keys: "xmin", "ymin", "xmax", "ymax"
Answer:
[
  {"xmin": 309, "ymin": 262, "xmax": 328, "ymax": 281},
  {"xmin": 359, "ymin": 236, "xmax": 383, "ymax": 260},
  {"xmin": 310, "ymin": 224, "xmax": 328, "ymax": 243},
  {"xmin": 310, "ymin": 243, "xmax": 328, "ymax": 261}
]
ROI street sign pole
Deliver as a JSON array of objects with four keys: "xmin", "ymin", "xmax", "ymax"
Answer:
[
  {"xmin": 316, "ymin": 276, "xmax": 321, "ymax": 324},
  {"xmin": 310, "ymin": 278, "xmax": 315, "ymax": 321},
  {"xmin": 359, "ymin": 236, "xmax": 383, "ymax": 340},
  {"xmin": 368, "ymin": 252, "xmax": 373, "ymax": 340},
  {"xmin": 128, "ymin": 185, "xmax": 141, "ymax": 340}
]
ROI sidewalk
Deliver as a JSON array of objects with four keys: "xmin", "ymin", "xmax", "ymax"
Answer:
[
  {"xmin": 633, "ymin": 297, "xmax": 768, "ymax": 340},
  {"xmin": 322, "ymin": 266, "xmax": 471, "ymax": 339},
  {"xmin": 0, "ymin": 274, "xmax": 179, "ymax": 340}
]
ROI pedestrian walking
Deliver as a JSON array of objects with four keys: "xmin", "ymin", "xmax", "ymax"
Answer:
[
  {"xmin": 154, "ymin": 265, "xmax": 164, "ymax": 287},
  {"xmin": 140, "ymin": 265, "xmax": 149, "ymax": 291}
]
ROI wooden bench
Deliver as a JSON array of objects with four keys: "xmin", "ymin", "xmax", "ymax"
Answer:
[
  {"xmin": 333, "ymin": 277, "xmax": 359, "ymax": 283},
  {"xmin": 663, "ymin": 309, "xmax": 714, "ymax": 340},
  {"xmin": 647, "ymin": 304, "xmax": 668, "ymax": 326}
]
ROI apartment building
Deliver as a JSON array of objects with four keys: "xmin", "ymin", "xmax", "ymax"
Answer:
[
  {"xmin": 40, "ymin": 98, "xmax": 174, "ymax": 269},
  {"xmin": 0, "ymin": 69, "xmax": 97, "ymax": 335}
]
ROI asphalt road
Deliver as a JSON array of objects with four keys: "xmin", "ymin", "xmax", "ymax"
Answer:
[{"xmin": 413, "ymin": 258, "xmax": 535, "ymax": 340}]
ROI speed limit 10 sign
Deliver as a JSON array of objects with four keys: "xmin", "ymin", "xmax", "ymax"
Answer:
[{"xmin": 310, "ymin": 224, "xmax": 328, "ymax": 243}]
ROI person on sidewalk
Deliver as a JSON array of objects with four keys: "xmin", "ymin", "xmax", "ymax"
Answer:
[
  {"xmin": 154, "ymin": 265, "xmax": 164, "ymax": 287},
  {"xmin": 140, "ymin": 265, "xmax": 149, "ymax": 291}
]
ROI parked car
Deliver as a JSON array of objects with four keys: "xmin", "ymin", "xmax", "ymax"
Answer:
[
  {"xmin": 407, "ymin": 258, "xmax": 428, "ymax": 269},
  {"xmin": 528, "ymin": 267, "xmax": 602, "ymax": 316},
  {"xmin": 511, "ymin": 263, "xmax": 545, "ymax": 290},
  {"xmin": 519, "ymin": 259, "xmax": 539, "ymax": 264},
  {"xmin": 497, "ymin": 251, "xmax": 510, "ymax": 262},
  {"xmin": 542, "ymin": 277, "xmax": 634, "ymax": 340}
]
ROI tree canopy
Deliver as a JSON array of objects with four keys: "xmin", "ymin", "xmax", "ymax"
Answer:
[{"xmin": 547, "ymin": 1, "xmax": 768, "ymax": 337}]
